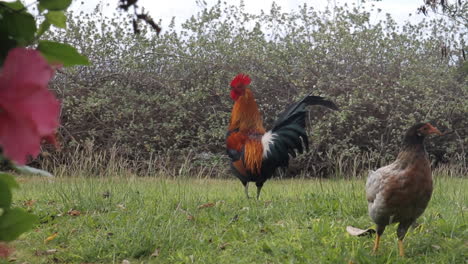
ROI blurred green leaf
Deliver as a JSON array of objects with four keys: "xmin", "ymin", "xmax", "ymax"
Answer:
[
  {"xmin": 0, "ymin": 11, "xmax": 36, "ymax": 45},
  {"xmin": 0, "ymin": 182, "xmax": 12, "ymax": 209},
  {"xmin": 0, "ymin": 34, "xmax": 16, "ymax": 66},
  {"xmin": 37, "ymin": 20, "xmax": 51, "ymax": 38},
  {"xmin": 0, "ymin": 173, "xmax": 19, "ymax": 190},
  {"xmin": 45, "ymin": 10, "xmax": 66, "ymax": 28},
  {"xmin": 38, "ymin": 0, "xmax": 72, "ymax": 11},
  {"xmin": 0, "ymin": 1, "xmax": 25, "ymax": 11},
  {"xmin": 38, "ymin": 40, "xmax": 90, "ymax": 66},
  {"xmin": 0, "ymin": 208, "xmax": 38, "ymax": 241},
  {"xmin": 0, "ymin": 173, "xmax": 19, "ymax": 209}
]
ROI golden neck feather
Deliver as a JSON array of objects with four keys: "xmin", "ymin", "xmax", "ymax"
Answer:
[{"xmin": 228, "ymin": 88, "xmax": 265, "ymax": 133}]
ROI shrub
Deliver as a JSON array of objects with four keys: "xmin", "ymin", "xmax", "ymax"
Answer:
[{"xmin": 42, "ymin": 2, "xmax": 467, "ymax": 177}]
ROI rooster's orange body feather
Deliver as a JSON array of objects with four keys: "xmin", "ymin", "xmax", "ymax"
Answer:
[{"xmin": 227, "ymin": 88, "xmax": 265, "ymax": 173}]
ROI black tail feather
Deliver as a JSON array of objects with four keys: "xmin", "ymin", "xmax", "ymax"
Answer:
[
  {"xmin": 303, "ymin": 95, "xmax": 339, "ymax": 110},
  {"xmin": 262, "ymin": 95, "xmax": 336, "ymax": 169},
  {"xmin": 273, "ymin": 95, "xmax": 338, "ymax": 129}
]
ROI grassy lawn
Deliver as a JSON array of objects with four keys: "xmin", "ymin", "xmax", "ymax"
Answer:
[{"xmin": 7, "ymin": 175, "xmax": 468, "ymax": 263}]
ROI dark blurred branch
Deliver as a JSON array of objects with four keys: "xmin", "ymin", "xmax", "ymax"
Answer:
[
  {"xmin": 118, "ymin": 0, "xmax": 161, "ymax": 35},
  {"xmin": 417, "ymin": 0, "xmax": 468, "ymax": 24}
]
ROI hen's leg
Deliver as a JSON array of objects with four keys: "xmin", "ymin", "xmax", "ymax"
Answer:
[
  {"xmin": 397, "ymin": 223, "xmax": 411, "ymax": 257},
  {"xmin": 373, "ymin": 225, "xmax": 386, "ymax": 253}
]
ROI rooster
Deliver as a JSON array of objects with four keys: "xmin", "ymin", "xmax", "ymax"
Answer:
[
  {"xmin": 226, "ymin": 74, "xmax": 338, "ymax": 199},
  {"xmin": 366, "ymin": 123, "xmax": 442, "ymax": 256}
]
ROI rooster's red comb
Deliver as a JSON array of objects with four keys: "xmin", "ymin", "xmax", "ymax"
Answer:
[{"xmin": 230, "ymin": 74, "xmax": 251, "ymax": 88}]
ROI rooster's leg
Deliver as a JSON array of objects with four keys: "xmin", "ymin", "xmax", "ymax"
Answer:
[
  {"xmin": 242, "ymin": 182, "xmax": 249, "ymax": 199},
  {"xmin": 373, "ymin": 225, "xmax": 385, "ymax": 254},
  {"xmin": 397, "ymin": 223, "xmax": 410, "ymax": 257},
  {"xmin": 255, "ymin": 182, "xmax": 264, "ymax": 200}
]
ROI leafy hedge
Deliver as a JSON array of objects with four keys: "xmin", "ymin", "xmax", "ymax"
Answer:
[{"xmin": 43, "ymin": 2, "xmax": 467, "ymax": 176}]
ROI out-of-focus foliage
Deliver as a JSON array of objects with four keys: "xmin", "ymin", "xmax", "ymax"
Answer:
[
  {"xmin": 0, "ymin": 0, "xmax": 89, "ymax": 250},
  {"xmin": 45, "ymin": 2, "xmax": 467, "ymax": 176},
  {"xmin": 0, "ymin": 0, "xmax": 89, "ymax": 67}
]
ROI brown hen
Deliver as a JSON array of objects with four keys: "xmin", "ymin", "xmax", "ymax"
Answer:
[{"xmin": 366, "ymin": 123, "xmax": 442, "ymax": 256}]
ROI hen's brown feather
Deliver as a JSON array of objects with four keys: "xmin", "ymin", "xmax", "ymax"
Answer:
[
  {"xmin": 367, "ymin": 148, "xmax": 433, "ymax": 226},
  {"xmin": 366, "ymin": 122, "xmax": 440, "ymax": 256}
]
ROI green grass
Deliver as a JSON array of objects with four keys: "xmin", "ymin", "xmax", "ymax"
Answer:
[{"xmin": 8, "ymin": 175, "xmax": 468, "ymax": 263}]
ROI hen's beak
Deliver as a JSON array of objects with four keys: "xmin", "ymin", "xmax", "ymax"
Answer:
[{"xmin": 427, "ymin": 124, "xmax": 443, "ymax": 136}]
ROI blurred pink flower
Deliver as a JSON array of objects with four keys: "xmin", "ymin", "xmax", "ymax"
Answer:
[{"xmin": 0, "ymin": 48, "xmax": 60, "ymax": 165}]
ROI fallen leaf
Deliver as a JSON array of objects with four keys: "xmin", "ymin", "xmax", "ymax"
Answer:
[
  {"xmin": 177, "ymin": 206, "xmax": 194, "ymax": 220},
  {"xmin": 122, "ymin": 260, "xmax": 130, "ymax": 264},
  {"xmin": 23, "ymin": 199, "xmax": 36, "ymax": 207},
  {"xmin": 46, "ymin": 249, "xmax": 58, "ymax": 255},
  {"xmin": 150, "ymin": 248, "xmax": 160, "ymax": 257},
  {"xmin": 274, "ymin": 220, "xmax": 285, "ymax": 227},
  {"xmin": 431, "ymin": 244, "xmax": 441, "ymax": 250},
  {"xmin": 67, "ymin": 209, "xmax": 81, "ymax": 216},
  {"xmin": 219, "ymin": 242, "xmax": 230, "ymax": 250},
  {"xmin": 197, "ymin": 202, "xmax": 215, "ymax": 209},
  {"xmin": 186, "ymin": 214, "xmax": 195, "ymax": 221},
  {"xmin": 34, "ymin": 249, "xmax": 58, "ymax": 256},
  {"xmin": 117, "ymin": 204, "xmax": 126, "ymax": 210},
  {"xmin": 346, "ymin": 226, "xmax": 376, "ymax": 237},
  {"xmin": 44, "ymin": 232, "xmax": 58, "ymax": 243}
]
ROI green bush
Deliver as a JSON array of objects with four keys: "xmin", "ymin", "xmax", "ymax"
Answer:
[{"xmin": 43, "ymin": 2, "xmax": 467, "ymax": 177}]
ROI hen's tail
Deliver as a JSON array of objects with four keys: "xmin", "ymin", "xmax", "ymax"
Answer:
[{"xmin": 261, "ymin": 95, "xmax": 337, "ymax": 168}]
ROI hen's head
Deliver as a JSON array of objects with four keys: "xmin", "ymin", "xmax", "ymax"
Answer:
[
  {"xmin": 414, "ymin": 123, "xmax": 442, "ymax": 137},
  {"xmin": 403, "ymin": 122, "xmax": 442, "ymax": 146},
  {"xmin": 230, "ymin": 74, "xmax": 251, "ymax": 100}
]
